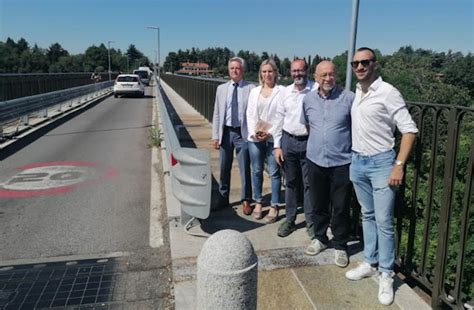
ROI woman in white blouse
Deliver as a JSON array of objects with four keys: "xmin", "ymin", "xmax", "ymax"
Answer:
[{"xmin": 246, "ymin": 59, "xmax": 285, "ymax": 223}]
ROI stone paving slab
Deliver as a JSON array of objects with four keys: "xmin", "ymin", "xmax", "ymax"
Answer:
[
  {"xmin": 258, "ymin": 268, "xmax": 314, "ymax": 310},
  {"xmin": 294, "ymin": 263, "xmax": 398, "ymax": 309}
]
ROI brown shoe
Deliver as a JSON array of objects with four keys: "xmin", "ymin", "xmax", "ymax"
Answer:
[
  {"xmin": 264, "ymin": 206, "xmax": 279, "ymax": 224},
  {"xmin": 242, "ymin": 200, "xmax": 253, "ymax": 215},
  {"xmin": 253, "ymin": 203, "xmax": 264, "ymax": 220}
]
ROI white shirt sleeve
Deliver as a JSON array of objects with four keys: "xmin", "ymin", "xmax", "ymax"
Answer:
[
  {"xmin": 386, "ymin": 88, "xmax": 418, "ymax": 134},
  {"xmin": 272, "ymin": 89, "xmax": 287, "ymax": 148}
]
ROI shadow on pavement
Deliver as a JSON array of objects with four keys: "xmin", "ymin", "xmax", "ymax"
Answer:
[{"xmin": 200, "ymin": 206, "xmax": 266, "ymax": 234}]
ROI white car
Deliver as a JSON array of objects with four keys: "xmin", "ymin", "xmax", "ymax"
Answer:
[{"xmin": 113, "ymin": 74, "xmax": 145, "ymax": 98}]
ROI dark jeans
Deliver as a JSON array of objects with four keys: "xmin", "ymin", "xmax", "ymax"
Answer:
[
  {"xmin": 219, "ymin": 126, "xmax": 252, "ymax": 204},
  {"xmin": 307, "ymin": 159, "xmax": 352, "ymax": 250},
  {"xmin": 281, "ymin": 131, "xmax": 312, "ymax": 224}
]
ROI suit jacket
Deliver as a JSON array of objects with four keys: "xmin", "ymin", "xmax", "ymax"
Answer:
[{"xmin": 212, "ymin": 80, "xmax": 255, "ymax": 144}]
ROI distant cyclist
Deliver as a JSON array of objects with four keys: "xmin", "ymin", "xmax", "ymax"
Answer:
[{"xmin": 91, "ymin": 72, "xmax": 101, "ymax": 82}]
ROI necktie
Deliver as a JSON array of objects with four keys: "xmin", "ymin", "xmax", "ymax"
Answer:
[{"xmin": 231, "ymin": 83, "xmax": 239, "ymax": 127}]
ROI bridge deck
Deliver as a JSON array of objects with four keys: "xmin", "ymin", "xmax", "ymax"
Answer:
[{"xmin": 159, "ymin": 80, "xmax": 429, "ymax": 309}]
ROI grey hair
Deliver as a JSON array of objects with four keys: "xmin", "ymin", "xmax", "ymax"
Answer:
[{"xmin": 228, "ymin": 56, "xmax": 246, "ymax": 71}]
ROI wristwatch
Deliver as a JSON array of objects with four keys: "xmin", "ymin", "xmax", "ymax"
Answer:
[{"xmin": 395, "ymin": 160, "xmax": 404, "ymax": 166}]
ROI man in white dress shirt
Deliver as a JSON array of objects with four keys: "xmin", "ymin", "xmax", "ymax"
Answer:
[
  {"xmin": 273, "ymin": 59, "xmax": 318, "ymax": 238},
  {"xmin": 345, "ymin": 47, "xmax": 418, "ymax": 306}
]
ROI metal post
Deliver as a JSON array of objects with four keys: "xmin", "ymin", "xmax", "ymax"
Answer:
[
  {"xmin": 147, "ymin": 26, "xmax": 160, "ymax": 85},
  {"xmin": 107, "ymin": 40, "xmax": 115, "ymax": 81},
  {"xmin": 432, "ymin": 107, "xmax": 459, "ymax": 308},
  {"xmin": 154, "ymin": 50, "xmax": 158, "ymax": 82},
  {"xmin": 158, "ymin": 27, "xmax": 161, "ymax": 85},
  {"xmin": 345, "ymin": 0, "xmax": 359, "ymax": 91}
]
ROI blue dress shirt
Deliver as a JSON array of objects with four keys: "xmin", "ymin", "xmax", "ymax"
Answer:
[{"xmin": 303, "ymin": 86, "xmax": 355, "ymax": 168}]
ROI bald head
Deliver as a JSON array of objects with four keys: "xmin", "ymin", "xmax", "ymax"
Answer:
[
  {"xmin": 314, "ymin": 60, "xmax": 337, "ymax": 95},
  {"xmin": 315, "ymin": 60, "xmax": 335, "ymax": 75}
]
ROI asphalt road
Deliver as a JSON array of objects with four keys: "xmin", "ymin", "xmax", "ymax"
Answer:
[{"xmin": 0, "ymin": 89, "xmax": 155, "ymax": 261}]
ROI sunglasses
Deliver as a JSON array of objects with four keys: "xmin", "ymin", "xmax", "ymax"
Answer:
[{"xmin": 350, "ymin": 59, "xmax": 375, "ymax": 69}]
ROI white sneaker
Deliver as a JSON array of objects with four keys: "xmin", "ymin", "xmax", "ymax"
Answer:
[
  {"xmin": 304, "ymin": 239, "xmax": 327, "ymax": 256},
  {"xmin": 334, "ymin": 250, "xmax": 349, "ymax": 267},
  {"xmin": 378, "ymin": 272, "xmax": 394, "ymax": 305},
  {"xmin": 345, "ymin": 261, "xmax": 378, "ymax": 280}
]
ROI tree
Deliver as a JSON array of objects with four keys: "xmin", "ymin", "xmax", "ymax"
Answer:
[
  {"xmin": 84, "ymin": 44, "xmax": 108, "ymax": 72},
  {"xmin": 16, "ymin": 38, "xmax": 29, "ymax": 54},
  {"xmin": 47, "ymin": 43, "xmax": 69, "ymax": 65},
  {"xmin": 331, "ymin": 51, "xmax": 350, "ymax": 88},
  {"xmin": 0, "ymin": 38, "xmax": 150, "ymax": 74},
  {"xmin": 126, "ymin": 44, "xmax": 145, "ymax": 69},
  {"xmin": 280, "ymin": 57, "xmax": 291, "ymax": 77},
  {"xmin": 28, "ymin": 44, "xmax": 48, "ymax": 72},
  {"xmin": 163, "ymin": 51, "xmax": 179, "ymax": 72},
  {"xmin": 444, "ymin": 53, "xmax": 474, "ymax": 101}
]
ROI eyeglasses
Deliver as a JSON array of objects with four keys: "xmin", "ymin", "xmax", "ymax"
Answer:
[{"xmin": 350, "ymin": 59, "xmax": 375, "ymax": 69}]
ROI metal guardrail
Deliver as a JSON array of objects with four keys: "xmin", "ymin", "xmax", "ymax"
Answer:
[
  {"xmin": 155, "ymin": 79, "xmax": 211, "ymax": 223},
  {"xmin": 161, "ymin": 73, "xmax": 473, "ymax": 309},
  {"xmin": 0, "ymin": 73, "xmax": 113, "ymax": 101},
  {"xmin": 0, "ymin": 81, "xmax": 113, "ymax": 138}
]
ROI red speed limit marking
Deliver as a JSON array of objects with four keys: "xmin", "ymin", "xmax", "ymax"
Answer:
[{"xmin": 0, "ymin": 161, "xmax": 118, "ymax": 198}]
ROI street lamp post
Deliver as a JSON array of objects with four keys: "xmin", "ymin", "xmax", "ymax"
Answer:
[
  {"xmin": 146, "ymin": 26, "xmax": 160, "ymax": 85},
  {"xmin": 345, "ymin": 0, "xmax": 359, "ymax": 90},
  {"xmin": 154, "ymin": 50, "xmax": 158, "ymax": 76},
  {"xmin": 108, "ymin": 40, "xmax": 115, "ymax": 81}
]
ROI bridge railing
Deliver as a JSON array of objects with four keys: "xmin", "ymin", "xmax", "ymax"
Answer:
[
  {"xmin": 0, "ymin": 73, "xmax": 115, "ymax": 101},
  {"xmin": 155, "ymin": 79, "xmax": 211, "ymax": 225},
  {"xmin": 161, "ymin": 73, "xmax": 473, "ymax": 309},
  {"xmin": 0, "ymin": 81, "xmax": 113, "ymax": 139},
  {"xmin": 400, "ymin": 102, "xmax": 473, "ymax": 309}
]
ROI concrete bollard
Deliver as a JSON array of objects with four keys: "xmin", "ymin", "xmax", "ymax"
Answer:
[{"xmin": 197, "ymin": 229, "xmax": 258, "ymax": 310}]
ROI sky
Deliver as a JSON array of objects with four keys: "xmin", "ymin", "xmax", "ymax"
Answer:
[{"xmin": 0, "ymin": 0, "xmax": 473, "ymax": 64}]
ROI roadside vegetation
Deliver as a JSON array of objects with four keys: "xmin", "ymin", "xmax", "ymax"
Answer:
[{"xmin": 0, "ymin": 37, "xmax": 150, "ymax": 74}]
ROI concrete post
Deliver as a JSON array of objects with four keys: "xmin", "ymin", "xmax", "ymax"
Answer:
[{"xmin": 197, "ymin": 229, "xmax": 258, "ymax": 310}]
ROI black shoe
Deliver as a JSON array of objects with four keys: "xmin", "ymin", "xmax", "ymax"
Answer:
[{"xmin": 277, "ymin": 221, "xmax": 296, "ymax": 237}]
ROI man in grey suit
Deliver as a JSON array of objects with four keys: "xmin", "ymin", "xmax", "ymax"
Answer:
[{"xmin": 212, "ymin": 57, "xmax": 254, "ymax": 215}]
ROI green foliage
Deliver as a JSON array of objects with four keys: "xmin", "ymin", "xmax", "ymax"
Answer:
[
  {"xmin": 148, "ymin": 127, "xmax": 163, "ymax": 148},
  {"xmin": 380, "ymin": 47, "xmax": 473, "ymax": 106},
  {"xmin": 0, "ymin": 37, "xmax": 150, "ymax": 74},
  {"xmin": 47, "ymin": 42, "xmax": 69, "ymax": 64}
]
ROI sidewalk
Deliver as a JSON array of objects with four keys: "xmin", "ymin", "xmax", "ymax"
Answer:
[{"xmin": 159, "ymin": 80, "xmax": 430, "ymax": 310}]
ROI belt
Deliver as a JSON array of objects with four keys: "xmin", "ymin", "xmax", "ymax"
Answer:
[
  {"xmin": 283, "ymin": 130, "xmax": 308, "ymax": 140},
  {"xmin": 224, "ymin": 125, "xmax": 241, "ymax": 130}
]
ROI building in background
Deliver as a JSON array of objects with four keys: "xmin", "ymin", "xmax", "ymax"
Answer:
[{"xmin": 175, "ymin": 62, "xmax": 213, "ymax": 76}]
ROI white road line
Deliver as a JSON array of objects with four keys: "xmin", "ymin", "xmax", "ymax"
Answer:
[
  {"xmin": 149, "ymin": 84, "xmax": 164, "ymax": 248},
  {"xmin": 0, "ymin": 251, "xmax": 131, "ymax": 267}
]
